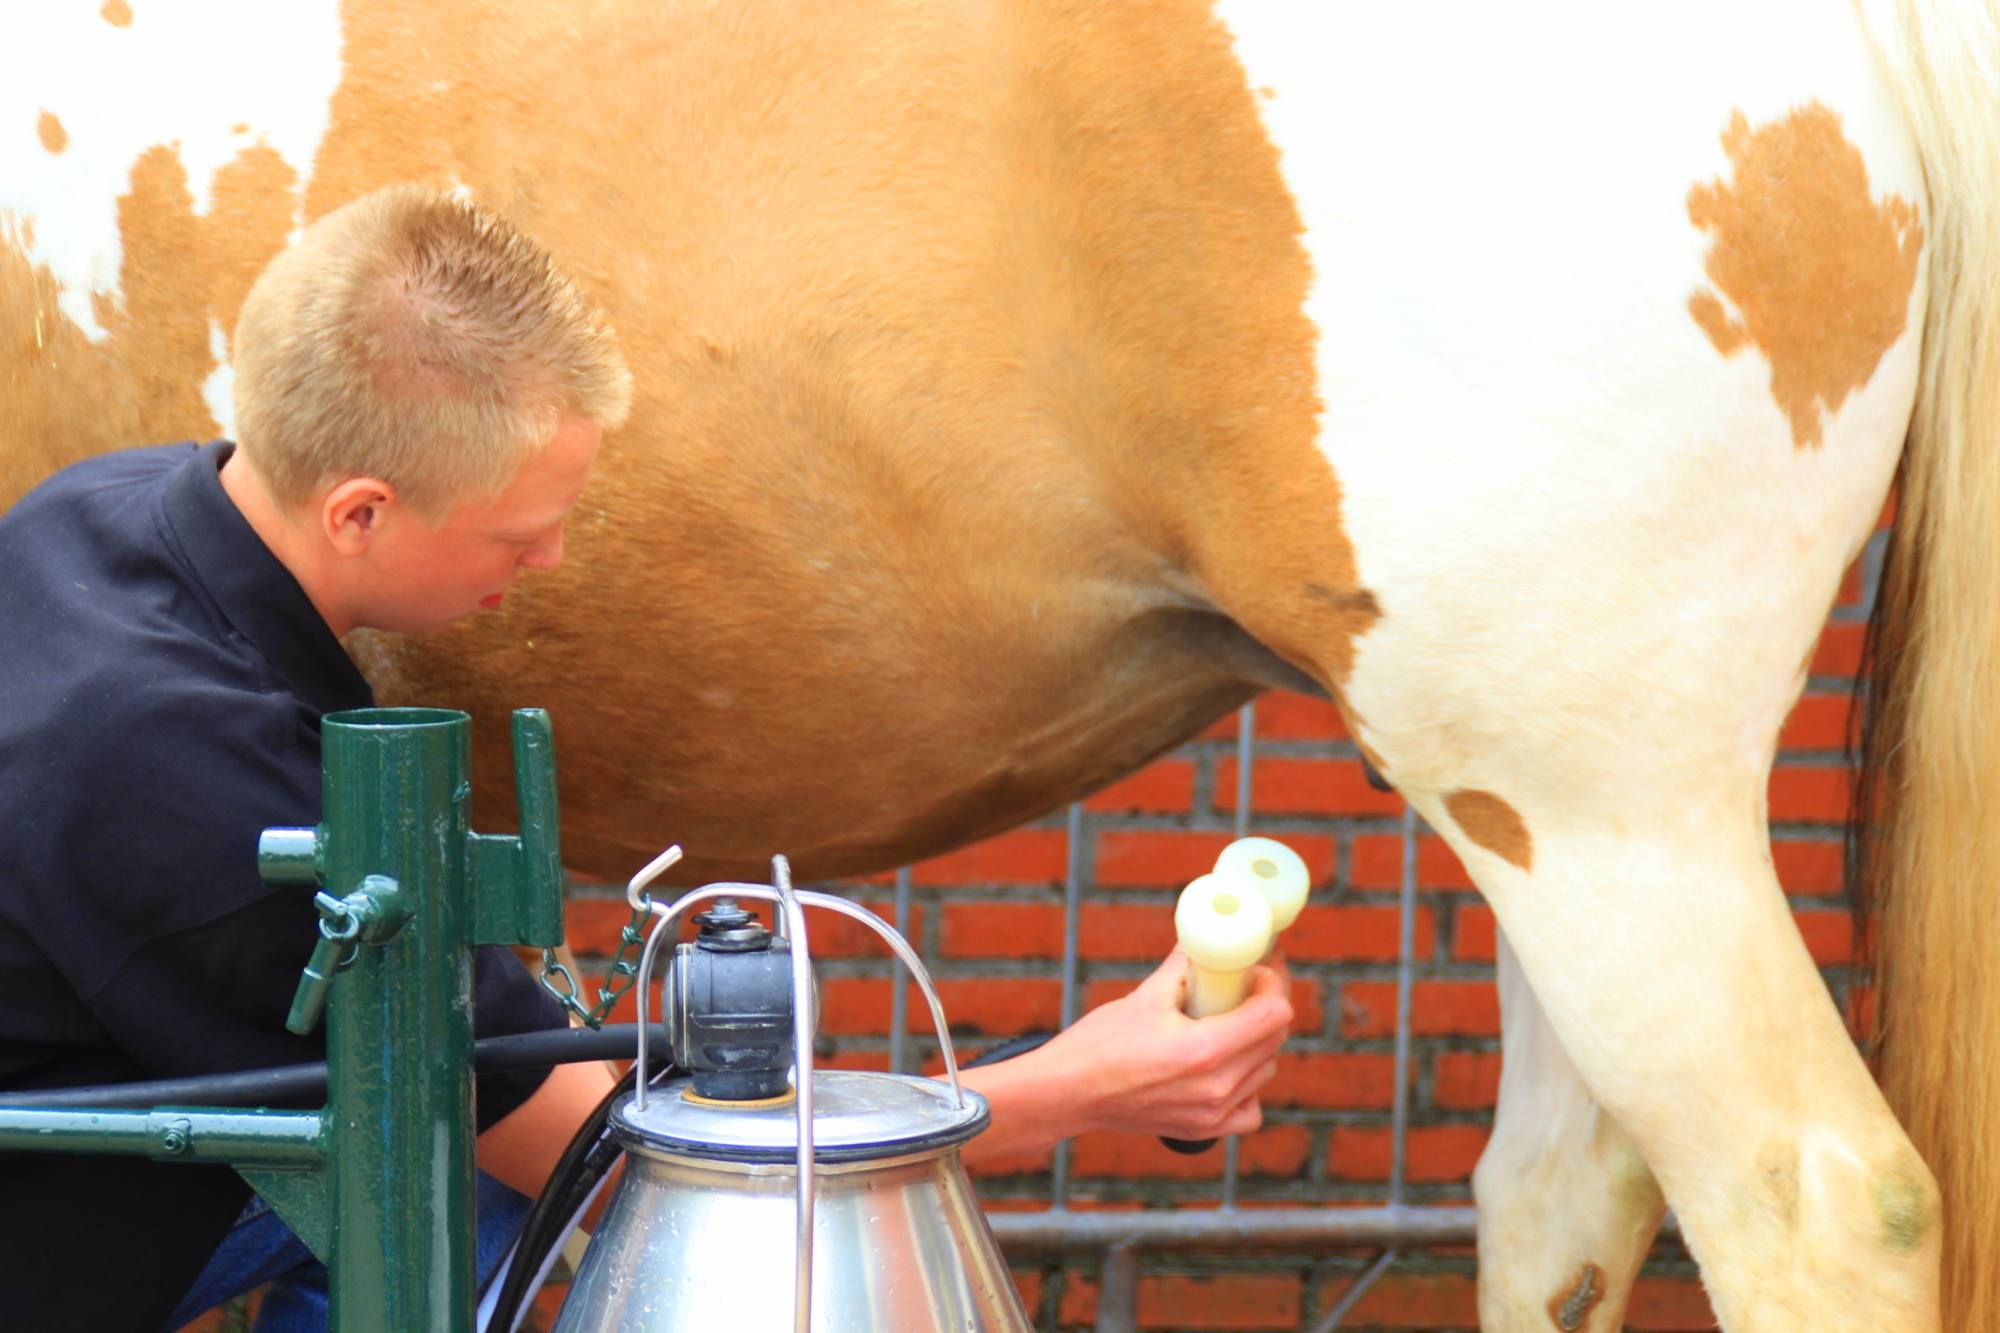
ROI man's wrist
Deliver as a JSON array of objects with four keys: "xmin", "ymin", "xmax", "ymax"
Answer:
[{"xmin": 952, "ymin": 1044, "xmax": 1087, "ymax": 1165}]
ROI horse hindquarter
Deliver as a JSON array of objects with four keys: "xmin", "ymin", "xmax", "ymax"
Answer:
[{"xmin": 1218, "ymin": 2, "xmax": 1942, "ymax": 1326}]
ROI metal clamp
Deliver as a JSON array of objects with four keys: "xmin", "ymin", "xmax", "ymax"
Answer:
[{"xmin": 285, "ymin": 874, "xmax": 408, "ymax": 1036}]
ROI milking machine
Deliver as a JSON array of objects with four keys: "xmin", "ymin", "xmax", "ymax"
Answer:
[{"xmin": 0, "ymin": 705, "xmax": 1030, "ymax": 1331}]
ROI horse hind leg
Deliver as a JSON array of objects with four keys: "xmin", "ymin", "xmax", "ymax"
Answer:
[
  {"xmin": 1475, "ymin": 932, "xmax": 1665, "ymax": 1332},
  {"xmin": 1436, "ymin": 788, "xmax": 1941, "ymax": 1331}
]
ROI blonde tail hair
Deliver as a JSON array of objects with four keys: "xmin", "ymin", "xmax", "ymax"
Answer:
[{"xmin": 1854, "ymin": 1, "xmax": 2000, "ymax": 1324}]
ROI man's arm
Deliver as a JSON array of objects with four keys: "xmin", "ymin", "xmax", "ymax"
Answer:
[
  {"xmin": 473, "ymin": 950, "xmax": 1292, "ymax": 1190},
  {"xmin": 476, "ymin": 1057, "xmax": 619, "ymax": 1199},
  {"xmin": 956, "ymin": 950, "xmax": 1293, "ymax": 1165}
]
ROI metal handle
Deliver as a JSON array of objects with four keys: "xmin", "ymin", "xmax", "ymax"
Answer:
[
  {"xmin": 622, "ymin": 849, "xmax": 969, "ymax": 1333},
  {"xmin": 628, "ymin": 882, "xmax": 966, "ymax": 1110},
  {"xmin": 285, "ymin": 931, "xmax": 351, "ymax": 1036}
]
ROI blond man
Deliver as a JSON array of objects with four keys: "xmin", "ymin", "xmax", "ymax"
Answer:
[{"xmin": 0, "ymin": 185, "xmax": 630, "ymax": 1330}]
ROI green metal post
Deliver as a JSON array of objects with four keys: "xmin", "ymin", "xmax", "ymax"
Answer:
[
  {"xmin": 0, "ymin": 705, "xmax": 570, "ymax": 1332},
  {"xmin": 318, "ymin": 707, "xmax": 478, "ymax": 1333}
]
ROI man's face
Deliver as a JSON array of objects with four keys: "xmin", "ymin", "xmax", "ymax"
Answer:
[{"xmin": 356, "ymin": 415, "xmax": 603, "ymax": 634}]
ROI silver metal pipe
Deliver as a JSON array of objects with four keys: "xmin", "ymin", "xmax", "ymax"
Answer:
[
  {"xmin": 772, "ymin": 856, "xmax": 816, "ymax": 1333},
  {"xmin": 1093, "ymin": 1241, "xmax": 1141, "ymax": 1333},
  {"xmin": 1309, "ymin": 1247, "xmax": 1399, "ymax": 1332},
  {"xmin": 987, "ymin": 1205, "xmax": 1477, "ymax": 1250},
  {"xmin": 1233, "ymin": 701, "xmax": 1255, "ymax": 837},
  {"xmin": 1390, "ymin": 806, "xmax": 1417, "ymax": 1206},
  {"xmin": 1223, "ymin": 701, "xmax": 1256, "ymax": 1208},
  {"xmin": 793, "ymin": 892, "xmax": 965, "ymax": 1103},
  {"xmin": 1055, "ymin": 801, "xmax": 1085, "ymax": 1206},
  {"xmin": 890, "ymin": 866, "xmax": 913, "ymax": 1074}
]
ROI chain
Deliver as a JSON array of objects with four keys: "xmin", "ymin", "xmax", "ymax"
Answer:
[{"xmin": 538, "ymin": 893, "xmax": 655, "ymax": 1028}]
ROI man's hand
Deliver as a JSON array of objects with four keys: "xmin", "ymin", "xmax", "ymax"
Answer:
[{"xmin": 956, "ymin": 948, "xmax": 1294, "ymax": 1164}]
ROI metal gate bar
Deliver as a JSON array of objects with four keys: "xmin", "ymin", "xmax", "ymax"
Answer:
[{"xmin": 986, "ymin": 1206, "xmax": 1476, "ymax": 1250}]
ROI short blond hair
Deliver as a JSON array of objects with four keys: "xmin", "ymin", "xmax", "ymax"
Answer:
[{"xmin": 231, "ymin": 184, "xmax": 631, "ymax": 515}]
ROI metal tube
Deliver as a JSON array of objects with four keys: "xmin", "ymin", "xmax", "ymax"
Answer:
[
  {"xmin": 1093, "ymin": 1241, "xmax": 1141, "ymax": 1333},
  {"xmin": 987, "ymin": 1205, "xmax": 1477, "ymax": 1251},
  {"xmin": 0, "ymin": 1107, "xmax": 324, "ymax": 1167},
  {"xmin": 1390, "ymin": 806, "xmax": 1417, "ymax": 1206},
  {"xmin": 1233, "ymin": 702, "xmax": 1255, "ymax": 836},
  {"xmin": 790, "ymin": 892, "xmax": 965, "ymax": 1102},
  {"xmin": 1055, "ymin": 801, "xmax": 1084, "ymax": 1206},
  {"xmin": 1223, "ymin": 702, "xmax": 1255, "ymax": 1207},
  {"xmin": 890, "ymin": 866, "xmax": 913, "ymax": 1074},
  {"xmin": 773, "ymin": 856, "xmax": 816, "ymax": 1333},
  {"xmin": 1309, "ymin": 1247, "xmax": 1399, "ymax": 1332}
]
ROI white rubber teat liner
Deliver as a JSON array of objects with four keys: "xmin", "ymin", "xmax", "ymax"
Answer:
[{"xmin": 1175, "ymin": 871, "xmax": 1274, "ymax": 1018}]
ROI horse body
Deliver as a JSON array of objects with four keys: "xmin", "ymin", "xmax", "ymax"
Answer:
[{"xmin": 7, "ymin": 2, "xmax": 1996, "ymax": 1327}]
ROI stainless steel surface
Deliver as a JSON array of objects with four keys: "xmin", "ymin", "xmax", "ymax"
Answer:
[
  {"xmin": 553, "ymin": 1111, "xmax": 1029, "ymax": 1332},
  {"xmin": 618, "ymin": 1074, "xmax": 987, "ymax": 1161},
  {"xmin": 564, "ymin": 862, "xmax": 1022, "ymax": 1333}
]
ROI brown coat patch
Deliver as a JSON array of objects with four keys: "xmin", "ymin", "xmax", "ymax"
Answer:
[
  {"xmin": 1445, "ymin": 789, "xmax": 1533, "ymax": 871},
  {"xmin": 100, "ymin": 0, "xmax": 133, "ymax": 26},
  {"xmin": 1687, "ymin": 104, "xmax": 1923, "ymax": 449},
  {"xmin": 1547, "ymin": 1262, "xmax": 1603, "ymax": 1331},
  {"xmin": 36, "ymin": 112, "xmax": 68, "ymax": 155},
  {"xmin": 0, "ymin": 135, "xmax": 298, "ymax": 506}
]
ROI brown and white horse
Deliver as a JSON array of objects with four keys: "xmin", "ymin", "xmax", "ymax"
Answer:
[{"xmin": 6, "ymin": 2, "xmax": 1997, "ymax": 1326}]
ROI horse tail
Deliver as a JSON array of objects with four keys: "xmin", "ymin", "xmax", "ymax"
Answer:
[{"xmin": 1854, "ymin": 2, "xmax": 2000, "ymax": 1323}]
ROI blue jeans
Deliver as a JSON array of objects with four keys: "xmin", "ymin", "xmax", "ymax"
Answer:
[{"xmin": 167, "ymin": 1171, "xmax": 531, "ymax": 1331}]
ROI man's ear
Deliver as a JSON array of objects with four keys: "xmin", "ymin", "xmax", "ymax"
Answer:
[{"xmin": 321, "ymin": 477, "xmax": 397, "ymax": 557}]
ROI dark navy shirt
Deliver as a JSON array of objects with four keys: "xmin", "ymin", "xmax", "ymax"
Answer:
[{"xmin": 0, "ymin": 443, "xmax": 565, "ymax": 1329}]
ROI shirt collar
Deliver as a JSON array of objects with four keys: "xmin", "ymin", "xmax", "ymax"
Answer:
[{"xmin": 160, "ymin": 442, "xmax": 375, "ymax": 716}]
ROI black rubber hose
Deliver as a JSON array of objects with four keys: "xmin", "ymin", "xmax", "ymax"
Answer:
[
  {"xmin": 963, "ymin": 1032, "xmax": 1052, "ymax": 1068},
  {"xmin": 0, "ymin": 1024, "xmax": 669, "ymax": 1110},
  {"xmin": 487, "ymin": 1061, "xmax": 648, "ymax": 1333}
]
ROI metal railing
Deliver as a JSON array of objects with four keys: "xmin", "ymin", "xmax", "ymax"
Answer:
[{"xmin": 879, "ymin": 702, "xmax": 1449, "ymax": 1331}]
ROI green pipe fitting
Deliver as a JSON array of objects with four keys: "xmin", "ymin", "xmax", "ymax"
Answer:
[{"xmin": 258, "ymin": 826, "xmax": 323, "ymax": 886}]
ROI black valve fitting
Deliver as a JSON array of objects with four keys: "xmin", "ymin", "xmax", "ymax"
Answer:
[{"xmin": 664, "ymin": 899, "xmax": 800, "ymax": 1100}]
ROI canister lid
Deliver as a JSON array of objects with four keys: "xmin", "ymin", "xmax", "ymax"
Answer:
[{"xmin": 612, "ymin": 1070, "xmax": 990, "ymax": 1165}]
